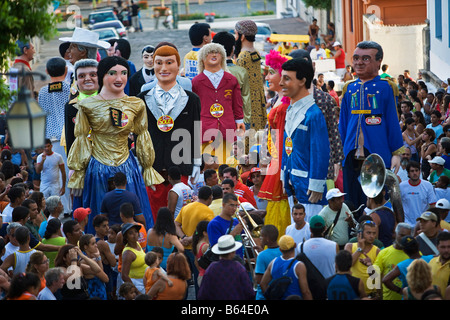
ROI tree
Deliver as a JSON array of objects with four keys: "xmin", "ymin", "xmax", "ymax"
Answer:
[
  {"xmin": 0, "ymin": 0, "xmax": 63, "ymax": 108},
  {"xmin": 302, "ymin": 0, "xmax": 331, "ymax": 10}
]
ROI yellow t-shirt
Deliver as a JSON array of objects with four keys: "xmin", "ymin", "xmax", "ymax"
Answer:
[
  {"xmin": 373, "ymin": 245, "xmax": 409, "ymax": 300},
  {"xmin": 209, "ymin": 199, "xmax": 222, "ymax": 216},
  {"xmin": 175, "ymin": 202, "xmax": 215, "ymax": 249},
  {"xmin": 123, "ymin": 245, "xmax": 148, "ymax": 279},
  {"xmin": 429, "ymin": 256, "xmax": 450, "ymax": 297},
  {"xmin": 440, "ymin": 220, "xmax": 450, "ymax": 232},
  {"xmin": 350, "ymin": 243, "xmax": 379, "ymax": 295},
  {"xmin": 183, "ymin": 49, "xmax": 199, "ymax": 80}
]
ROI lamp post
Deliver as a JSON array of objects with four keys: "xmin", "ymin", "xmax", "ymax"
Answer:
[{"xmin": 2, "ymin": 69, "xmax": 47, "ymax": 168}]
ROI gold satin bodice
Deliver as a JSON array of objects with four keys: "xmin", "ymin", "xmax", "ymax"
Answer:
[{"xmin": 67, "ymin": 95, "xmax": 164, "ymax": 189}]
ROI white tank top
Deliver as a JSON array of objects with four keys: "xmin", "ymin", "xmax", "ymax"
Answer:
[
  {"xmin": 301, "ymin": 237, "xmax": 336, "ymax": 279},
  {"xmin": 13, "ymin": 249, "xmax": 36, "ymax": 275},
  {"xmin": 170, "ymin": 182, "xmax": 193, "ymax": 219}
]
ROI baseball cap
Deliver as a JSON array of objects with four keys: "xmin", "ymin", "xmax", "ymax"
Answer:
[
  {"xmin": 121, "ymin": 223, "xmax": 141, "ymax": 236},
  {"xmin": 436, "ymin": 198, "xmax": 450, "ymax": 210},
  {"xmin": 310, "ymin": 215, "xmax": 325, "ymax": 229},
  {"xmin": 278, "ymin": 235, "xmax": 296, "ymax": 251},
  {"xmin": 400, "ymin": 235, "xmax": 418, "ymax": 249},
  {"xmin": 239, "ymin": 202, "xmax": 256, "ymax": 212},
  {"xmin": 428, "ymin": 156, "xmax": 445, "ymax": 165},
  {"xmin": 73, "ymin": 207, "xmax": 91, "ymax": 222},
  {"xmin": 416, "ymin": 211, "xmax": 438, "ymax": 222},
  {"xmin": 326, "ymin": 188, "xmax": 346, "ymax": 201}
]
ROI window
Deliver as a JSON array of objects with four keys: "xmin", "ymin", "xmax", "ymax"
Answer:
[
  {"xmin": 436, "ymin": 0, "xmax": 442, "ymax": 40},
  {"xmin": 350, "ymin": 0, "xmax": 353, "ymax": 33}
]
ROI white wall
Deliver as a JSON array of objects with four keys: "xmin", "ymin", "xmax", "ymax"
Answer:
[
  {"xmin": 428, "ymin": 0, "xmax": 450, "ymax": 82},
  {"xmin": 331, "ymin": 0, "xmax": 343, "ymax": 44},
  {"xmin": 363, "ymin": 16, "xmax": 425, "ymax": 80},
  {"xmin": 277, "ymin": 0, "xmax": 328, "ymax": 37}
]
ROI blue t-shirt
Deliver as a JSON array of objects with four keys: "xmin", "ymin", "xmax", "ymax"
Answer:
[
  {"xmin": 426, "ymin": 123, "xmax": 443, "ymax": 144},
  {"xmin": 397, "ymin": 255, "xmax": 434, "ymax": 288},
  {"xmin": 442, "ymin": 154, "xmax": 450, "ymax": 170},
  {"xmin": 207, "ymin": 215, "xmax": 243, "ymax": 258},
  {"xmin": 326, "ymin": 274, "xmax": 360, "ymax": 300},
  {"xmin": 100, "ymin": 189, "xmax": 142, "ymax": 227},
  {"xmin": 255, "ymin": 247, "xmax": 282, "ymax": 300},
  {"xmin": 124, "ymin": 61, "xmax": 137, "ymax": 95}
]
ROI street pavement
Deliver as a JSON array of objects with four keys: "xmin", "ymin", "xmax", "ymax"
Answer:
[{"xmin": 32, "ymin": 0, "xmax": 309, "ymax": 89}]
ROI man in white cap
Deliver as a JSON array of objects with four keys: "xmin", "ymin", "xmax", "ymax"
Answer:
[
  {"xmin": 318, "ymin": 188, "xmax": 354, "ymax": 250},
  {"xmin": 428, "ymin": 156, "xmax": 450, "ymax": 185},
  {"xmin": 330, "ymin": 41, "xmax": 346, "ymax": 78},
  {"xmin": 197, "ymin": 234, "xmax": 255, "ymax": 300},
  {"xmin": 59, "ymin": 27, "xmax": 110, "ymax": 98},
  {"xmin": 433, "ymin": 198, "xmax": 450, "ymax": 231}
]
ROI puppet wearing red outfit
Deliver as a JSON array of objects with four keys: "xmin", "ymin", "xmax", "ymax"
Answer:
[
  {"xmin": 192, "ymin": 43, "xmax": 245, "ymax": 164},
  {"xmin": 258, "ymin": 50, "xmax": 292, "ymax": 238}
]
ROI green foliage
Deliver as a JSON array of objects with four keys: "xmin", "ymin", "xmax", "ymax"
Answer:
[
  {"xmin": 250, "ymin": 10, "xmax": 274, "ymax": 16},
  {"xmin": 178, "ymin": 12, "xmax": 205, "ymax": 20},
  {"xmin": 0, "ymin": 0, "xmax": 64, "ymax": 109},
  {"xmin": 302, "ymin": 0, "xmax": 331, "ymax": 10}
]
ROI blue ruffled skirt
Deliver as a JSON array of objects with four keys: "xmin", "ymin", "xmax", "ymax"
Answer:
[{"xmin": 81, "ymin": 151, "xmax": 153, "ymax": 235}]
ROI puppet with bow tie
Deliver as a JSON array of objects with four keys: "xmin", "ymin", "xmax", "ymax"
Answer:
[{"xmin": 137, "ymin": 43, "xmax": 201, "ymax": 221}]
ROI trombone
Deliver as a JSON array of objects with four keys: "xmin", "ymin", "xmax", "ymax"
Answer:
[
  {"xmin": 234, "ymin": 201, "xmax": 263, "ymax": 289},
  {"xmin": 235, "ymin": 202, "xmax": 262, "ymax": 253}
]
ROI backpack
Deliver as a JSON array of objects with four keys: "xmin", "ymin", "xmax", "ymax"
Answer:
[
  {"xmin": 197, "ymin": 246, "xmax": 219, "ymax": 270},
  {"xmin": 295, "ymin": 242, "xmax": 328, "ymax": 300},
  {"xmin": 263, "ymin": 258, "xmax": 296, "ymax": 300}
]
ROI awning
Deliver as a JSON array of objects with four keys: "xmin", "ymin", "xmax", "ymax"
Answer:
[{"xmin": 269, "ymin": 34, "xmax": 310, "ymax": 43}]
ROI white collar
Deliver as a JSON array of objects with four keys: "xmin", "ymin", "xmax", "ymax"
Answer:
[{"xmin": 285, "ymin": 94, "xmax": 316, "ymax": 137}]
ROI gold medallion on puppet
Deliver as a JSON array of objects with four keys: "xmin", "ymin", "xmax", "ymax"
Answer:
[
  {"xmin": 210, "ymin": 103, "xmax": 224, "ymax": 118},
  {"xmin": 157, "ymin": 115, "xmax": 175, "ymax": 132},
  {"xmin": 285, "ymin": 137, "xmax": 293, "ymax": 156}
]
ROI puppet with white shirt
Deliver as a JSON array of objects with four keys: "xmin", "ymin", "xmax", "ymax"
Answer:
[{"xmin": 137, "ymin": 43, "xmax": 201, "ymax": 221}]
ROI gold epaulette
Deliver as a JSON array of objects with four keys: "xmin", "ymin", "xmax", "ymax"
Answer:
[
  {"xmin": 340, "ymin": 79, "xmax": 358, "ymax": 97},
  {"xmin": 380, "ymin": 77, "xmax": 399, "ymax": 98}
]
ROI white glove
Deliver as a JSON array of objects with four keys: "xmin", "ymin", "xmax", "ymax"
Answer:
[
  {"xmin": 288, "ymin": 196, "xmax": 295, "ymax": 209},
  {"xmin": 191, "ymin": 158, "xmax": 202, "ymax": 183},
  {"xmin": 280, "ymin": 168, "xmax": 285, "ymax": 184}
]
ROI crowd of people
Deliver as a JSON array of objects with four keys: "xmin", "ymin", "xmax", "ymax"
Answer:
[{"xmin": 1, "ymin": 15, "xmax": 449, "ymax": 302}]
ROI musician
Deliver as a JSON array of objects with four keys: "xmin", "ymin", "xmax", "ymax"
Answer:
[
  {"xmin": 363, "ymin": 188, "xmax": 396, "ymax": 248},
  {"xmin": 318, "ymin": 188, "xmax": 355, "ymax": 250},
  {"xmin": 207, "ymin": 193, "xmax": 245, "ymax": 259}
]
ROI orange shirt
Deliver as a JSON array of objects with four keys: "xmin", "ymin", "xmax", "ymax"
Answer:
[{"xmin": 154, "ymin": 278, "xmax": 187, "ymax": 300}]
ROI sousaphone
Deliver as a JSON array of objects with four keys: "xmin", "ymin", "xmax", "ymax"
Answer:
[{"xmin": 360, "ymin": 153, "xmax": 405, "ymax": 223}]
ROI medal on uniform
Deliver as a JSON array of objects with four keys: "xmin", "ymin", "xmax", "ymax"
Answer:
[
  {"xmin": 210, "ymin": 103, "xmax": 224, "ymax": 118},
  {"xmin": 157, "ymin": 115, "xmax": 174, "ymax": 132},
  {"xmin": 285, "ymin": 137, "xmax": 293, "ymax": 156},
  {"xmin": 121, "ymin": 113, "xmax": 129, "ymax": 127}
]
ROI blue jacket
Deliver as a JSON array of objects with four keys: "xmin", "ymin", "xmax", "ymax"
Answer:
[
  {"xmin": 282, "ymin": 94, "xmax": 330, "ymax": 205},
  {"xmin": 339, "ymin": 76, "xmax": 403, "ymax": 168}
]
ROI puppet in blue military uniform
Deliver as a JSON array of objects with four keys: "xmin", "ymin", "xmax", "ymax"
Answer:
[
  {"xmin": 280, "ymin": 58, "xmax": 330, "ymax": 221},
  {"xmin": 339, "ymin": 41, "xmax": 404, "ymax": 213}
]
